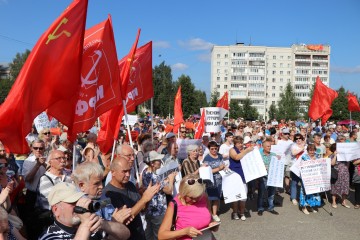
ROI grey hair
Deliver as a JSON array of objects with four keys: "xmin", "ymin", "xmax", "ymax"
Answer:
[
  {"xmin": 142, "ymin": 140, "xmax": 154, "ymax": 152},
  {"xmin": 186, "ymin": 144, "xmax": 199, "ymax": 154},
  {"xmin": 31, "ymin": 139, "xmax": 45, "ymax": 147},
  {"xmin": 72, "ymin": 162, "xmax": 104, "ymax": 187}
]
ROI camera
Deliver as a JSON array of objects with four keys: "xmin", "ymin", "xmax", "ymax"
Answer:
[{"xmin": 74, "ymin": 198, "xmax": 111, "ymax": 214}]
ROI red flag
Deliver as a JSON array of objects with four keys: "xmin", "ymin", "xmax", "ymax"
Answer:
[
  {"xmin": 120, "ymin": 41, "xmax": 153, "ymax": 113},
  {"xmin": 173, "ymin": 86, "xmax": 184, "ymax": 133},
  {"xmin": 50, "ymin": 16, "xmax": 121, "ymax": 140},
  {"xmin": 97, "ymin": 31, "xmax": 142, "ymax": 153},
  {"xmin": 347, "ymin": 92, "xmax": 360, "ymax": 112},
  {"xmin": 194, "ymin": 109, "xmax": 206, "ymax": 139},
  {"xmin": 308, "ymin": 76, "xmax": 338, "ymax": 125},
  {"xmin": 0, "ymin": 0, "xmax": 88, "ymax": 153},
  {"xmin": 120, "ymin": 29, "xmax": 141, "ymax": 100},
  {"xmin": 216, "ymin": 91, "xmax": 229, "ymax": 110}
]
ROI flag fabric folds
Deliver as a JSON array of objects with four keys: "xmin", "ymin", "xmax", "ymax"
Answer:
[
  {"xmin": 216, "ymin": 91, "xmax": 229, "ymax": 110},
  {"xmin": 308, "ymin": 77, "xmax": 338, "ymax": 125},
  {"xmin": 347, "ymin": 92, "xmax": 360, "ymax": 112},
  {"xmin": 194, "ymin": 108, "xmax": 205, "ymax": 139},
  {"xmin": 173, "ymin": 86, "xmax": 184, "ymax": 133},
  {"xmin": 0, "ymin": 0, "xmax": 88, "ymax": 153},
  {"xmin": 49, "ymin": 15, "xmax": 121, "ymax": 140}
]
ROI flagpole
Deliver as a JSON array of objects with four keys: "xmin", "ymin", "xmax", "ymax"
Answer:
[
  {"xmin": 350, "ymin": 111, "xmax": 353, "ymax": 131},
  {"xmin": 110, "ymin": 139, "xmax": 116, "ymax": 162},
  {"xmin": 72, "ymin": 140, "xmax": 77, "ymax": 172},
  {"xmin": 122, "ymin": 99, "xmax": 140, "ymax": 186},
  {"xmin": 151, "ymin": 98, "xmax": 154, "ymax": 143}
]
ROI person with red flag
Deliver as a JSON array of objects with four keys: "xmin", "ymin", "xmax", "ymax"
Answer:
[
  {"xmin": 308, "ymin": 76, "xmax": 338, "ymax": 125},
  {"xmin": 216, "ymin": 91, "xmax": 229, "ymax": 110},
  {"xmin": 173, "ymin": 86, "xmax": 184, "ymax": 134},
  {"xmin": 0, "ymin": 0, "xmax": 88, "ymax": 154}
]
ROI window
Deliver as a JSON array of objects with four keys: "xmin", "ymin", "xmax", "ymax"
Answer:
[
  {"xmin": 272, "ymin": 86, "xmax": 276, "ymax": 90},
  {"xmin": 272, "ymin": 93, "xmax": 276, "ymax": 97},
  {"xmin": 287, "ymin": 71, "xmax": 291, "ymax": 75},
  {"xmin": 272, "ymin": 78, "xmax": 276, "ymax": 83},
  {"xmin": 288, "ymin": 56, "xmax": 291, "ymax": 60},
  {"xmin": 217, "ymin": 84, "xmax": 220, "ymax": 88},
  {"xmin": 225, "ymin": 54, "xmax": 228, "ymax": 58},
  {"xmin": 217, "ymin": 54, "xmax": 220, "ymax": 58},
  {"xmin": 272, "ymin": 101, "xmax": 275, "ymax": 104},
  {"xmin": 224, "ymin": 85, "xmax": 228, "ymax": 89},
  {"xmin": 225, "ymin": 61, "xmax": 228, "ymax": 66},
  {"xmin": 280, "ymin": 56, "xmax": 284, "ymax": 59},
  {"xmin": 273, "ymin": 63, "xmax": 276, "ymax": 67},
  {"xmin": 280, "ymin": 78, "xmax": 284, "ymax": 82},
  {"xmin": 280, "ymin": 71, "xmax": 283, "ymax": 75},
  {"xmin": 272, "ymin": 71, "xmax": 276, "ymax": 74},
  {"xmin": 217, "ymin": 77, "xmax": 220, "ymax": 81},
  {"xmin": 280, "ymin": 86, "xmax": 283, "ymax": 91},
  {"xmin": 217, "ymin": 69, "xmax": 220, "ymax": 73},
  {"xmin": 217, "ymin": 62, "xmax": 220, "ymax": 66},
  {"xmin": 280, "ymin": 63, "xmax": 283, "ymax": 67},
  {"xmin": 224, "ymin": 69, "xmax": 228, "ymax": 74},
  {"xmin": 273, "ymin": 55, "xmax": 276, "ymax": 60},
  {"xmin": 224, "ymin": 77, "xmax": 228, "ymax": 81}
]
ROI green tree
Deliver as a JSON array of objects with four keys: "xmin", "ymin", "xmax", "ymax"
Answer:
[
  {"xmin": 239, "ymin": 98, "xmax": 259, "ymax": 120},
  {"xmin": 209, "ymin": 89, "xmax": 219, "ymax": 107},
  {"xmin": 152, "ymin": 61, "xmax": 174, "ymax": 117},
  {"xmin": 268, "ymin": 102, "xmax": 278, "ymax": 120},
  {"xmin": 193, "ymin": 90, "xmax": 208, "ymax": 113},
  {"xmin": 229, "ymin": 99, "xmax": 241, "ymax": 119},
  {"xmin": 9, "ymin": 49, "xmax": 30, "ymax": 80},
  {"xmin": 277, "ymin": 83, "xmax": 300, "ymax": 120},
  {"xmin": 0, "ymin": 79, "xmax": 12, "ymax": 103},
  {"xmin": 331, "ymin": 86, "xmax": 349, "ymax": 121}
]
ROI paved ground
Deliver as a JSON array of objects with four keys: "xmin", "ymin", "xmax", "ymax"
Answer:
[{"xmin": 212, "ymin": 189, "xmax": 359, "ymax": 240}]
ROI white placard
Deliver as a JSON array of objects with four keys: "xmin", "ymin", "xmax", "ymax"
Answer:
[
  {"xmin": 241, "ymin": 148, "xmax": 267, "ymax": 183},
  {"xmin": 176, "ymin": 139, "xmax": 201, "ymax": 160},
  {"xmin": 156, "ymin": 160, "xmax": 179, "ymax": 182},
  {"xmin": 122, "ymin": 114, "xmax": 138, "ymax": 127},
  {"xmin": 290, "ymin": 158, "xmax": 301, "ymax": 177},
  {"xmin": 172, "ymin": 171, "xmax": 182, "ymax": 197},
  {"xmin": 300, "ymin": 158, "xmax": 331, "ymax": 195},
  {"xmin": 199, "ymin": 166, "xmax": 214, "ymax": 184},
  {"xmin": 337, "ymin": 142, "xmax": 360, "ymax": 162},
  {"xmin": 200, "ymin": 107, "xmax": 228, "ymax": 133},
  {"xmin": 267, "ymin": 156, "xmax": 285, "ymax": 188},
  {"xmin": 270, "ymin": 145, "xmax": 286, "ymax": 162},
  {"xmin": 220, "ymin": 169, "xmax": 247, "ymax": 203},
  {"xmin": 34, "ymin": 112, "xmax": 51, "ymax": 132}
]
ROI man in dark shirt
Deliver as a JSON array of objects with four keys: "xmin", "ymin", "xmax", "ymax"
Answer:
[{"xmin": 103, "ymin": 157, "xmax": 160, "ymax": 240}]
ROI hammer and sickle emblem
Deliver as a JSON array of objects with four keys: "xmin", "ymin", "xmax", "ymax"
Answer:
[
  {"xmin": 81, "ymin": 50, "xmax": 102, "ymax": 88},
  {"xmin": 46, "ymin": 18, "xmax": 71, "ymax": 45}
]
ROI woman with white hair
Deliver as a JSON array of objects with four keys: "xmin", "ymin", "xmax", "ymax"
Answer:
[
  {"xmin": 181, "ymin": 145, "xmax": 200, "ymax": 177},
  {"xmin": 158, "ymin": 174, "xmax": 219, "ymax": 240}
]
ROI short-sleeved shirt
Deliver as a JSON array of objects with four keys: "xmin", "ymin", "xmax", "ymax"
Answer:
[
  {"xmin": 39, "ymin": 220, "xmax": 76, "ymax": 240},
  {"xmin": 102, "ymin": 182, "xmax": 145, "ymax": 240},
  {"xmin": 142, "ymin": 171, "xmax": 167, "ymax": 217},
  {"xmin": 22, "ymin": 155, "xmax": 46, "ymax": 191}
]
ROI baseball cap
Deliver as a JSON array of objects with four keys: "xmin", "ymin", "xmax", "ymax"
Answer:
[
  {"xmin": 282, "ymin": 128, "xmax": 290, "ymax": 134},
  {"xmin": 48, "ymin": 182, "xmax": 85, "ymax": 206},
  {"xmin": 166, "ymin": 132, "xmax": 176, "ymax": 139},
  {"xmin": 243, "ymin": 136, "xmax": 252, "ymax": 144}
]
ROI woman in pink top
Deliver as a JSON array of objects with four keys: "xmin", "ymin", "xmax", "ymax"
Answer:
[{"xmin": 158, "ymin": 174, "xmax": 219, "ymax": 240}]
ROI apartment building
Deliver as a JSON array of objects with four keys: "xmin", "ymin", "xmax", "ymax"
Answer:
[{"xmin": 211, "ymin": 44, "xmax": 330, "ymax": 120}]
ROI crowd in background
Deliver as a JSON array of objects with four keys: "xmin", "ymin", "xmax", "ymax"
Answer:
[{"xmin": 0, "ymin": 114, "xmax": 359, "ymax": 239}]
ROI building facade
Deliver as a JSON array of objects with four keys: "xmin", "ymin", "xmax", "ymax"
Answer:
[{"xmin": 211, "ymin": 44, "xmax": 330, "ymax": 120}]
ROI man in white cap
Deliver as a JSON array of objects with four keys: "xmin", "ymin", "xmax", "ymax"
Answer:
[
  {"xmin": 277, "ymin": 128, "xmax": 293, "ymax": 193},
  {"xmin": 39, "ymin": 182, "xmax": 102, "ymax": 240}
]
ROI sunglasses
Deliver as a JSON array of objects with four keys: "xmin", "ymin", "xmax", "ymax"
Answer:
[
  {"xmin": 0, "ymin": 163, "xmax": 8, "ymax": 168},
  {"xmin": 33, "ymin": 147, "xmax": 44, "ymax": 151},
  {"xmin": 43, "ymin": 132, "xmax": 51, "ymax": 135},
  {"xmin": 187, "ymin": 178, "xmax": 204, "ymax": 185},
  {"xmin": 181, "ymin": 131, "xmax": 186, "ymax": 133},
  {"xmin": 283, "ymin": 133, "xmax": 290, "ymax": 135},
  {"xmin": 295, "ymin": 138, "xmax": 303, "ymax": 141}
]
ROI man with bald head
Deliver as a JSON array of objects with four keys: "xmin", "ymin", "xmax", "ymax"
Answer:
[{"xmin": 102, "ymin": 157, "xmax": 160, "ymax": 240}]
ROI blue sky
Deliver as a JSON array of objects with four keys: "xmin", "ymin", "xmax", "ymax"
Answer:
[{"xmin": 1, "ymin": 0, "xmax": 360, "ymax": 97}]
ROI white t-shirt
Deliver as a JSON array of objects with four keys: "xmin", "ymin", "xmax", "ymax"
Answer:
[{"xmin": 219, "ymin": 143, "xmax": 234, "ymax": 161}]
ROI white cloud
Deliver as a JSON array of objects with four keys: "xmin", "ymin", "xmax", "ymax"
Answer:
[
  {"xmin": 171, "ymin": 63, "xmax": 188, "ymax": 71},
  {"xmin": 197, "ymin": 53, "xmax": 211, "ymax": 62},
  {"xmin": 178, "ymin": 38, "xmax": 214, "ymax": 51},
  {"xmin": 153, "ymin": 41, "xmax": 170, "ymax": 49},
  {"xmin": 331, "ymin": 65, "xmax": 360, "ymax": 74}
]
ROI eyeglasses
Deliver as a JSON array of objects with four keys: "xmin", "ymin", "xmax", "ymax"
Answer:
[
  {"xmin": 33, "ymin": 147, "xmax": 44, "ymax": 151},
  {"xmin": 43, "ymin": 132, "xmax": 51, "ymax": 135},
  {"xmin": 122, "ymin": 153, "xmax": 135, "ymax": 158},
  {"xmin": 295, "ymin": 138, "xmax": 302, "ymax": 141},
  {"xmin": 52, "ymin": 157, "xmax": 66, "ymax": 161},
  {"xmin": 209, "ymin": 147, "xmax": 218, "ymax": 150},
  {"xmin": 0, "ymin": 163, "xmax": 8, "ymax": 168},
  {"xmin": 283, "ymin": 133, "xmax": 290, "ymax": 135},
  {"xmin": 187, "ymin": 178, "xmax": 203, "ymax": 185},
  {"xmin": 181, "ymin": 131, "xmax": 186, "ymax": 133}
]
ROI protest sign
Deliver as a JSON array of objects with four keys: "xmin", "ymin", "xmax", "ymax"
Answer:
[
  {"xmin": 156, "ymin": 160, "xmax": 179, "ymax": 182},
  {"xmin": 200, "ymin": 107, "xmax": 228, "ymax": 133},
  {"xmin": 241, "ymin": 148, "xmax": 267, "ymax": 183},
  {"xmin": 199, "ymin": 166, "xmax": 214, "ymax": 184},
  {"xmin": 270, "ymin": 145, "xmax": 286, "ymax": 162},
  {"xmin": 267, "ymin": 156, "xmax": 285, "ymax": 188},
  {"xmin": 337, "ymin": 142, "xmax": 360, "ymax": 162},
  {"xmin": 172, "ymin": 171, "xmax": 182, "ymax": 197},
  {"xmin": 290, "ymin": 158, "xmax": 301, "ymax": 177},
  {"xmin": 300, "ymin": 158, "xmax": 331, "ymax": 195},
  {"xmin": 220, "ymin": 169, "xmax": 247, "ymax": 203},
  {"xmin": 34, "ymin": 112, "xmax": 51, "ymax": 132},
  {"xmin": 176, "ymin": 139, "xmax": 201, "ymax": 159},
  {"xmin": 122, "ymin": 114, "xmax": 138, "ymax": 127}
]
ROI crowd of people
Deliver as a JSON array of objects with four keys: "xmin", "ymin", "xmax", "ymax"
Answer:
[{"xmin": 0, "ymin": 115, "xmax": 359, "ymax": 239}]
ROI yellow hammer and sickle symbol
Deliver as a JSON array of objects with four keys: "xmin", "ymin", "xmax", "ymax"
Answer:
[{"xmin": 46, "ymin": 18, "xmax": 71, "ymax": 45}]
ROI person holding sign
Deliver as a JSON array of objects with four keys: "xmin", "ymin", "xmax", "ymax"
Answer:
[
  {"xmin": 158, "ymin": 174, "xmax": 218, "ymax": 240},
  {"xmin": 299, "ymin": 144, "xmax": 322, "ymax": 215},
  {"xmin": 229, "ymin": 136, "xmax": 254, "ymax": 220},
  {"xmin": 181, "ymin": 145, "xmax": 201, "ymax": 177},
  {"xmin": 257, "ymin": 140, "xmax": 280, "ymax": 216},
  {"xmin": 203, "ymin": 141, "xmax": 225, "ymax": 222}
]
